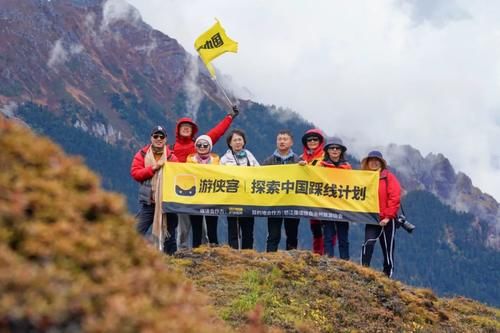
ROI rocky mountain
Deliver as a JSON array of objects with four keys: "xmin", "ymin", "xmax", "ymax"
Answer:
[
  {"xmin": 1, "ymin": 116, "xmax": 499, "ymax": 332},
  {"xmin": 1, "ymin": 0, "xmax": 233, "ymax": 146},
  {"xmin": 384, "ymin": 144, "xmax": 499, "ymax": 249},
  {"xmin": 0, "ymin": 0, "xmax": 499, "ymax": 306}
]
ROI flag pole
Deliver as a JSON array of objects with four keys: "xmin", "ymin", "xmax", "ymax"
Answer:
[{"xmin": 213, "ymin": 77, "xmax": 234, "ymax": 107}]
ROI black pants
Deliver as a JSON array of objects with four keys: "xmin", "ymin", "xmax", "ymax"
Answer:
[
  {"xmin": 136, "ymin": 203, "xmax": 178, "ymax": 255},
  {"xmin": 335, "ymin": 221, "xmax": 350, "ymax": 260},
  {"xmin": 266, "ymin": 217, "xmax": 300, "ymax": 252},
  {"xmin": 190, "ymin": 215, "xmax": 219, "ymax": 247},
  {"xmin": 361, "ymin": 219, "xmax": 396, "ymax": 277},
  {"xmin": 227, "ymin": 216, "xmax": 254, "ymax": 249}
]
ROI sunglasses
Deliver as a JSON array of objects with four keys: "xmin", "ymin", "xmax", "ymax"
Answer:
[
  {"xmin": 328, "ymin": 146, "xmax": 342, "ymax": 151},
  {"xmin": 307, "ymin": 137, "xmax": 320, "ymax": 142},
  {"xmin": 196, "ymin": 143, "xmax": 210, "ymax": 148},
  {"xmin": 152, "ymin": 134, "xmax": 165, "ymax": 140}
]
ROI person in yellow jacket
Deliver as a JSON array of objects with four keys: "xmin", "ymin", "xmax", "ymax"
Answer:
[{"xmin": 186, "ymin": 135, "xmax": 220, "ymax": 246}]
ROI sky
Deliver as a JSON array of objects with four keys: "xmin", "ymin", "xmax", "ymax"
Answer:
[{"xmin": 126, "ymin": 0, "xmax": 500, "ymax": 201}]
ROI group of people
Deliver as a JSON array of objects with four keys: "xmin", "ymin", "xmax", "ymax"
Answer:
[{"xmin": 130, "ymin": 107, "xmax": 402, "ymax": 277}]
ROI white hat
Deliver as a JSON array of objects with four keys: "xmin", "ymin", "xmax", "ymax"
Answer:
[{"xmin": 195, "ymin": 135, "xmax": 213, "ymax": 151}]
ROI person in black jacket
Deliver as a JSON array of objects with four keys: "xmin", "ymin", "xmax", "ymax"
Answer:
[{"xmin": 262, "ymin": 130, "xmax": 301, "ymax": 251}]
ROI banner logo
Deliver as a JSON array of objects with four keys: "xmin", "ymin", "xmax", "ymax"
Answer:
[{"xmin": 174, "ymin": 174, "xmax": 197, "ymax": 197}]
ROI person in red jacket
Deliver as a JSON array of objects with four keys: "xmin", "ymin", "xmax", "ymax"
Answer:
[
  {"xmin": 130, "ymin": 125, "xmax": 179, "ymax": 254},
  {"xmin": 174, "ymin": 106, "xmax": 239, "ymax": 249},
  {"xmin": 173, "ymin": 106, "xmax": 239, "ymax": 162},
  {"xmin": 320, "ymin": 138, "xmax": 352, "ymax": 259},
  {"xmin": 298, "ymin": 128, "xmax": 327, "ymax": 255},
  {"xmin": 360, "ymin": 150, "xmax": 401, "ymax": 277}
]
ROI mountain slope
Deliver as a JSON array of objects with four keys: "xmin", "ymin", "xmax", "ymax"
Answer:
[
  {"xmin": 1, "ymin": 116, "xmax": 498, "ymax": 332},
  {"xmin": 0, "ymin": 0, "xmax": 498, "ymax": 307},
  {"xmin": 171, "ymin": 247, "xmax": 499, "ymax": 332}
]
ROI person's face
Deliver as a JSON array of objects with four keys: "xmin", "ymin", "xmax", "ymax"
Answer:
[
  {"xmin": 151, "ymin": 132, "xmax": 166, "ymax": 148},
  {"xmin": 306, "ymin": 136, "xmax": 320, "ymax": 150},
  {"xmin": 196, "ymin": 140, "xmax": 211, "ymax": 155},
  {"xmin": 229, "ymin": 134, "xmax": 245, "ymax": 152},
  {"xmin": 277, "ymin": 134, "xmax": 293, "ymax": 152},
  {"xmin": 179, "ymin": 123, "xmax": 193, "ymax": 137},
  {"xmin": 327, "ymin": 146, "xmax": 342, "ymax": 161},
  {"xmin": 367, "ymin": 158, "xmax": 382, "ymax": 171}
]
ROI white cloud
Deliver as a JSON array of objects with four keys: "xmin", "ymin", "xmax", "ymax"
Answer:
[
  {"xmin": 127, "ymin": 0, "xmax": 500, "ymax": 200},
  {"xmin": 47, "ymin": 39, "xmax": 68, "ymax": 70},
  {"xmin": 183, "ymin": 55, "xmax": 203, "ymax": 120},
  {"xmin": 101, "ymin": 0, "xmax": 141, "ymax": 32},
  {"xmin": 47, "ymin": 39, "xmax": 84, "ymax": 71}
]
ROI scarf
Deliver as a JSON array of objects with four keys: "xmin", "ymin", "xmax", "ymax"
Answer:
[
  {"xmin": 144, "ymin": 145, "xmax": 169, "ymax": 249},
  {"xmin": 195, "ymin": 153, "xmax": 211, "ymax": 164}
]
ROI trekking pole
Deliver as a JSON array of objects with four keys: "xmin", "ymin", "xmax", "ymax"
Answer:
[{"xmin": 213, "ymin": 77, "xmax": 233, "ymax": 108}]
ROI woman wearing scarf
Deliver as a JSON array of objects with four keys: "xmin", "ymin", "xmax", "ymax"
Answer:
[
  {"xmin": 320, "ymin": 138, "xmax": 352, "ymax": 259},
  {"xmin": 186, "ymin": 135, "xmax": 220, "ymax": 247},
  {"xmin": 299, "ymin": 128, "xmax": 328, "ymax": 255},
  {"xmin": 220, "ymin": 129, "xmax": 259, "ymax": 249},
  {"xmin": 130, "ymin": 126, "xmax": 179, "ymax": 254}
]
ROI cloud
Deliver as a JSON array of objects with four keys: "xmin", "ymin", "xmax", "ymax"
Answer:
[
  {"xmin": 47, "ymin": 39, "xmax": 84, "ymax": 71},
  {"xmin": 127, "ymin": 0, "xmax": 500, "ymax": 201},
  {"xmin": 47, "ymin": 39, "xmax": 68, "ymax": 70},
  {"xmin": 183, "ymin": 55, "xmax": 203, "ymax": 120},
  {"xmin": 135, "ymin": 30, "xmax": 158, "ymax": 57},
  {"xmin": 101, "ymin": 0, "xmax": 141, "ymax": 32},
  {"xmin": 397, "ymin": 0, "xmax": 471, "ymax": 27}
]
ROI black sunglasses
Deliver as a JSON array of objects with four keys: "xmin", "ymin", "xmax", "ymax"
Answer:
[
  {"xmin": 328, "ymin": 146, "xmax": 342, "ymax": 151},
  {"xmin": 196, "ymin": 143, "xmax": 210, "ymax": 148},
  {"xmin": 307, "ymin": 137, "xmax": 320, "ymax": 142},
  {"xmin": 152, "ymin": 134, "xmax": 165, "ymax": 140}
]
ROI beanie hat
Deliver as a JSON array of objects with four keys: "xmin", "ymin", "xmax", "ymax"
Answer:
[
  {"xmin": 195, "ymin": 135, "xmax": 213, "ymax": 151},
  {"xmin": 361, "ymin": 150, "xmax": 387, "ymax": 170},
  {"xmin": 323, "ymin": 137, "xmax": 347, "ymax": 153},
  {"xmin": 151, "ymin": 125, "xmax": 167, "ymax": 137}
]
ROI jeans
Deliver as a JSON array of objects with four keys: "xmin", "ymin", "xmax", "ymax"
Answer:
[
  {"xmin": 136, "ymin": 203, "xmax": 178, "ymax": 254},
  {"xmin": 177, "ymin": 214, "xmax": 191, "ymax": 249}
]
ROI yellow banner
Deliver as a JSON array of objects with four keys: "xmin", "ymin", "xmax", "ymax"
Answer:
[
  {"xmin": 194, "ymin": 19, "xmax": 238, "ymax": 78},
  {"xmin": 162, "ymin": 163, "xmax": 380, "ymax": 224}
]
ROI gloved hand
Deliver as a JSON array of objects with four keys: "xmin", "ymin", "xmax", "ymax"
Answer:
[{"xmin": 230, "ymin": 105, "xmax": 239, "ymax": 118}]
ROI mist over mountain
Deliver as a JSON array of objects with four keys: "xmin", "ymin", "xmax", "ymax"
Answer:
[{"xmin": 0, "ymin": 0, "xmax": 498, "ymax": 306}]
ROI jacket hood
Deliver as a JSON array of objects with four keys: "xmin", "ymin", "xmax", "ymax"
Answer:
[
  {"xmin": 301, "ymin": 128, "xmax": 325, "ymax": 147},
  {"xmin": 175, "ymin": 117, "xmax": 199, "ymax": 140}
]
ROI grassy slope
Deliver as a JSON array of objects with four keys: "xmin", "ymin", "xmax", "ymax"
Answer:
[
  {"xmin": 170, "ymin": 247, "xmax": 500, "ymax": 333},
  {"xmin": 0, "ymin": 117, "xmax": 232, "ymax": 332}
]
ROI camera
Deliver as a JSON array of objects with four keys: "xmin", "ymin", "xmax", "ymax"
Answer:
[{"xmin": 396, "ymin": 215, "xmax": 415, "ymax": 233}]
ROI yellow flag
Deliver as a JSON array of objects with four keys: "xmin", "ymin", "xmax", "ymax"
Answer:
[{"xmin": 194, "ymin": 19, "xmax": 238, "ymax": 78}]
